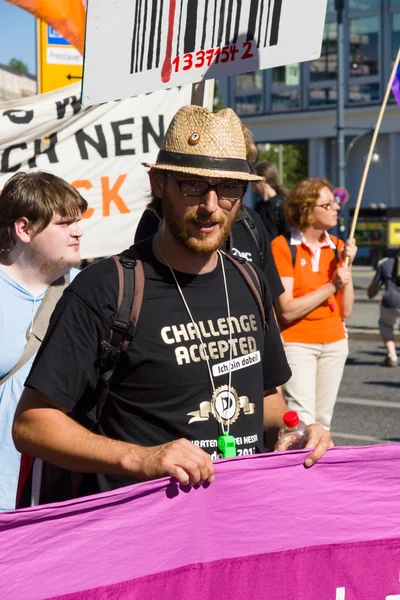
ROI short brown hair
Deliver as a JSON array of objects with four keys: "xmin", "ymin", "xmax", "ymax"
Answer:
[
  {"xmin": 0, "ymin": 171, "xmax": 88, "ymax": 254},
  {"xmin": 285, "ymin": 177, "xmax": 332, "ymax": 229}
]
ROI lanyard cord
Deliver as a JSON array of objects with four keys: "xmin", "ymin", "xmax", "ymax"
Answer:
[{"xmin": 155, "ymin": 234, "xmax": 233, "ymax": 435}]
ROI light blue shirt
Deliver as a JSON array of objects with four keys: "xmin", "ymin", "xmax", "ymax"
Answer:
[{"xmin": 0, "ymin": 267, "xmax": 79, "ymax": 511}]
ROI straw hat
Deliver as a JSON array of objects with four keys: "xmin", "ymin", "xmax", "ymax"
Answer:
[{"xmin": 142, "ymin": 105, "xmax": 262, "ymax": 182}]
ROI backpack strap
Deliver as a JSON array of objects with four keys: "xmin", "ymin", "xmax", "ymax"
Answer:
[
  {"xmin": 96, "ymin": 248, "xmax": 144, "ymax": 423},
  {"xmin": 0, "ymin": 272, "xmax": 70, "ymax": 387},
  {"xmin": 220, "ymin": 251, "xmax": 266, "ymax": 332},
  {"xmin": 274, "ymin": 196, "xmax": 283, "ymax": 234},
  {"xmin": 327, "ymin": 234, "xmax": 341, "ymax": 264},
  {"xmin": 283, "ymin": 230, "xmax": 297, "ymax": 267},
  {"xmin": 240, "ymin": 205, "xmax": 264, "ymax": 266},
  {"xmin": 285, "ymin": 231, "xmax": 340, "ymax": 268}
]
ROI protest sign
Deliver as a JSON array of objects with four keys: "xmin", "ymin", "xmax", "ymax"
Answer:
[
  {"xmin": 2, "ymin": 445, "xmax": 400, "ymax": 599},
  {"xmin": 82, "ymin": 0, "xmax": 328, "ymax": 105},
  {"xmin": 0, "ymin": 83, "xmax": 192, "ymax": 259}
]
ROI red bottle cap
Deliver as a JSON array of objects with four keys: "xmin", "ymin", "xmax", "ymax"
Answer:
[{"xmin": 283, "ymin": 411, "xmax": 299, "ymax": 428}]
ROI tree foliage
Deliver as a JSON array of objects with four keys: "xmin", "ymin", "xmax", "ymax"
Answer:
[
  {"xmin": 8, "ymin": 58, "xmax": 29, "ymax": 75},
  {"xmin": 256, "ymin": 143, "xmax": 308, "ymax": 190}
]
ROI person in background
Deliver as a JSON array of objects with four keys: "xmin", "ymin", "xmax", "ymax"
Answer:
[
  {"xmin": 367, "ymin": 250, "xmax": 400, "ymax": 367},
  {"xmin": 252, "ymin": 161, "xmax": 290, "ymax": 240},
  {"xmin": 271, "ymin": 177, "xmax": 357, "ymax": 430},
  {"xmin": 0, "ymin": 171, "xmax": 86, "ymax": 510}
]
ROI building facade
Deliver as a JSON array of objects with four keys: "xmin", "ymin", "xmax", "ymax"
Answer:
[
  {"xmin": 0, "ymin": 64, "xmax": 36, "ymax": 102},
  {"xmin": 219, "ymin": 0, "xmax": 400, "ymax": 217}
]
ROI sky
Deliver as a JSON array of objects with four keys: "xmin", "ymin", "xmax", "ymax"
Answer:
[{"xmin": 0, "ymin": 1, "xmax": 36, "ymax": 75}]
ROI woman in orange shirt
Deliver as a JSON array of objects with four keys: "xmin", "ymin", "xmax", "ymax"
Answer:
[{"xmin": 271, "ymin": 178, "xmax": 357, "ymax": 430}]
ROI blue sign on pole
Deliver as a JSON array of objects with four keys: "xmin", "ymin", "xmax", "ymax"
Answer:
[{"xmin": 47, "ymin": 26, "xmax": 71, "ymax": 47}]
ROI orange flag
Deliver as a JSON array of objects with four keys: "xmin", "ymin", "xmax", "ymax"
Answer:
[{"xmin": 6, "ymin": 0, "xmax": 86, "ymax": 54}]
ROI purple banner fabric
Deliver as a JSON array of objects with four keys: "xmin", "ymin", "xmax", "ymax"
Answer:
[
  {"xmin": 1, "ymin": 445, "xmax": 400, "ymax": 600},
  {"xmin": 392, "ymin": 62, "xmax": 400, "ymax": 107}
]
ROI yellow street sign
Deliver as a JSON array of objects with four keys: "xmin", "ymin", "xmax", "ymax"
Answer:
[
  {"xmin": 37, "ymin": 20, "xmax": 83, "ymax": 94},
  {"xmin": 388, "ymin": 221, "xmax": 400, "ymax": 248}
]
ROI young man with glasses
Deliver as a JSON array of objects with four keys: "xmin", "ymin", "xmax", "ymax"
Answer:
[
  {"xmin": 271, "ymin": 177, "xmax": 357, "ymax": 431},
  {"xmin": 13, "ymin": 108, "xmax": 333, "ymax": 504}
]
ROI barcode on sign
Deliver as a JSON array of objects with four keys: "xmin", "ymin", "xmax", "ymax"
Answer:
[{"xmin": 130, "ymin": 0, "xmax": 283, "ymax": 80}]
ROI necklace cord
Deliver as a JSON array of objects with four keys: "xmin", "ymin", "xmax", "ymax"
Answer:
[{"xmin": 155, "ymin": 234, "xmax": 233, "ymax": 435}]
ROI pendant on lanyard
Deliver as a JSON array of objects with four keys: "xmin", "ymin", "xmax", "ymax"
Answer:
[{"xmin": 217, "ymin": 432, "xmax": 237, "ymax": 458}]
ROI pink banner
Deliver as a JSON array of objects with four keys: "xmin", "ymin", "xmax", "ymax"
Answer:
[{"xmin": 2, "ymin": 445, "xmax": 400, "ymax": 600}]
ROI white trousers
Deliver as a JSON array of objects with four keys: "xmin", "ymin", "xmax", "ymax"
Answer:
[{"xmin": 283, "ymin": 338, "xmax": 349, "ymax": 430}]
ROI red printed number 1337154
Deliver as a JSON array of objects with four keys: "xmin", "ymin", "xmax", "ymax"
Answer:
[{"xmin": 172, "ymin": 41, "xmax": 254, "ymax": 73}]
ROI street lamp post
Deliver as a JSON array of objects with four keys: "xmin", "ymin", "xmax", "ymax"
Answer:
[{"xmin": 336, "ymin": 0, "xmax": 346, "ymax": 191}]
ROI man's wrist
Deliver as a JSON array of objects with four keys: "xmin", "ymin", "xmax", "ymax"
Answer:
[{"xmin": 118, "ymin": 442, "xmax": 150, "ymax": 478}]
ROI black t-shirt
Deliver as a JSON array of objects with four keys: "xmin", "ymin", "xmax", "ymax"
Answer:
[
  {"xmin": 135, "ymin": 207, "xmax": 284, "ymax": 301},
  {"xmin": 254, "ymin": 195, "xmax": 290, "ymax": 241},
  {"xmin": 26, "ymin": 239, "xmax": 291, "ymax": 497}
]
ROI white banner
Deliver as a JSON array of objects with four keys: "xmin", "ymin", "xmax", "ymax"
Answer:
[
  {"xmin": 82, "ymin": 0, "xmax": 327, "ymax": 105},
  {"xmin": 0, "ymin": 83, "xmax": 192, "ymax": 258}
]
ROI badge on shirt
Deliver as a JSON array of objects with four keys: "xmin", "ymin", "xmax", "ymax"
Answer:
[{"xmin": 187, "ymin": 385, "xmax": 255, "ymax": 425}]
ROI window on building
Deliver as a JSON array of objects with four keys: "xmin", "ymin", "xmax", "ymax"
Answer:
[
  {"xmin": 234, "ymin": 72, "xmax": 264, "ymax": 115},
  {"xmin": 393, "ymin": 13, "xmax": 400, "ymax": 58},
  {"xmin": 327, "ymin": 0, "xmax": 336, "ymax": 14},
  {"xmin": 348, "ymin": 82, "xmax": 380, "ymax": 104},
  {"xmin": 235, "ymin": 95, "xmax": 264, "ymax": 115},
  {"xmin": 309, "ymin": 87, "xmax": 337, "ymax": 107},
  {"xmin": 272, "ymin": 64, "xmax": 300, "ymax": 87},
  {"xmin": 310, "ymin": 23, "xmax": 337, "ymax": 82},
  {"xmin": 235, "ymin": 72, "xmax": 263, "ymax": 91},
  {"xmin": 270, "ymin": 63, "xmax": 300, "ymax": 112},
  {"xmin": 271, "ymin": 89, "xmax": 300, "ymax": 112},
  {"xmin": 349, "ymin": 16, "xmax": 379, "ymax": 77},
  {"xmin": 349, "ymin": 0, "xmax": 380, "ymax": 8}
]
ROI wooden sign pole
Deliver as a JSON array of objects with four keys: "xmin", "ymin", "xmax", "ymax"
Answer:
[
  {"xmin": 190, "ymin": 80, "xmax": 215, "ymax": 110},
  {"xmin": 346, "ymin": 46, "xmax": 400, "ymax": 264}
]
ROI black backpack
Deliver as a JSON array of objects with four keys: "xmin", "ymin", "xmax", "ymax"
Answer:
[
  {"xmin": 240, "ymin": 206, "xmax": 264, "ymax": 266},
  {"xmin": 17, "ymin": 247, "xmax": 266, "ymax": 508}
]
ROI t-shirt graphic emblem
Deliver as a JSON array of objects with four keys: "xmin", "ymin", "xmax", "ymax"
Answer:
[{"xmin": 187, "ymin": 385, "xmax": 255, "ymax": 426}]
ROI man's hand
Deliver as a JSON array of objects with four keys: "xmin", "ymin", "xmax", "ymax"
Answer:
[
  {"xmin": 126, "ymin": 438, "xmax": 215, "ymax": 486},
  {"xmin": 304, "ymin": 424, "xmax": 334, "ymax": 467}
]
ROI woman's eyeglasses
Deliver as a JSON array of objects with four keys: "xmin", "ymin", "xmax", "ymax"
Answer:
[
  {"xmin": 167, "ymin": 172, "xmax": 247, "ymax": 201},
  {"xmin": 315, "ymin": 200, "xmax": 340, "ymax": 211}
]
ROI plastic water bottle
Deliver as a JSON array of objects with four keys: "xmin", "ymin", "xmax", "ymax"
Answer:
[{"xmin": 274, "ymin": 411, "xmax": 310, "ymax": 451}]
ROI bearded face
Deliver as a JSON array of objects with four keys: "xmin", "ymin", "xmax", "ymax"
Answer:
[{"xmin": 161, "ymin": 174, "xmax": 242, "ymax": 256}]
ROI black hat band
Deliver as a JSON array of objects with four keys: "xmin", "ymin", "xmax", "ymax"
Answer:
[{"xmin": 156, "ymin": 150, "xmax": 253, "ymax": 174}]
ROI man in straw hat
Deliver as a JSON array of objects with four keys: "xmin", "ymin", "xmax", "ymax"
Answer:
[
  {"xmin": 134, "ymin": 123, "xmax": 285, "ymax": 303},
  {"xmin": 13, "ymin": 106, "xmax": 332, "ymax": 503}
]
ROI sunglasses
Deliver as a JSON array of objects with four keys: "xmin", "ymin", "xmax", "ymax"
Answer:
[{"xmin": 167, "ymin": 172, "xmax": 248, "ymax": 201}]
